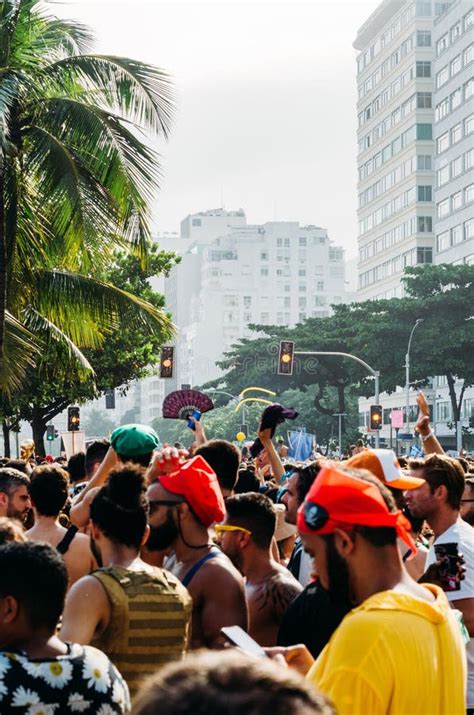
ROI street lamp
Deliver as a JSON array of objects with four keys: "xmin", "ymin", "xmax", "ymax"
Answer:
[{"xmin": 405, "ymin": 319, "xmax": 423, "ymax": 436}]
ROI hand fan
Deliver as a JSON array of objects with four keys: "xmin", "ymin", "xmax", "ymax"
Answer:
[{"xmin": 162, "ymin": 389, "xmax": 214, "ymax": 420}]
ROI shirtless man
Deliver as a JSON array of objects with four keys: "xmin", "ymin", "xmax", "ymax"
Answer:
[
  {"xmin": 146, "ymin": 454, "xmax": 248, "ymax": 649},
  {"xmin": 218, "ymin": 492, "xmax": 302, "ymax": 646},
  {"xmin": 26, "ymin": 464, "xmax": 96, "ymax": 586}
]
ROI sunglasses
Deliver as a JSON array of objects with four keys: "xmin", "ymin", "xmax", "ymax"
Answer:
[
  {"xmin": 461, "ymin": 499, "xmax": 474, "ymax": 503},
  {"xmin": 148, "ymin": 499, "xmax": 183, "ymax": 512},
  {"xmin": 214, "ymin": 524, "xmax": 252, "ymax": 536},
  {"xmin": 303, "ymin": 502, "xmax": 329, "ymax": 531}
]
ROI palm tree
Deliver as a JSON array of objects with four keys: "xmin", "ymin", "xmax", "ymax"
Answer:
[{"xmin": 0, "ymin": 0, "xmax": 175, "ymax": 395}]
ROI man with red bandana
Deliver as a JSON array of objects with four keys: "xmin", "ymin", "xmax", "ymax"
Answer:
[
  {"xmin": 270, "ymin": 463, "xmax": 466, "ymax": 715},
  {"xmin": 146, "ymin": 455, "xmax": 248, "ymax": 649}
]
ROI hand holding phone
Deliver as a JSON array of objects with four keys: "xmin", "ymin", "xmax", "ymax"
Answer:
[
  {"xmin": 434, "ymin": 543, "xmax": 462, "ymax": 592},
  {"xmin": 220, "ymin": 626, "xmax": 268, "ymax": 658},
  {"xmin": 187, "ymin": 409, "xmax": 202, "ymax": 431}
]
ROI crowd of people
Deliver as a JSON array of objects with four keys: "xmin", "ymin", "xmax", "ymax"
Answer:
[{"xmin": 0, "ymin": 392, "xmax": 472, "ymax": 714}]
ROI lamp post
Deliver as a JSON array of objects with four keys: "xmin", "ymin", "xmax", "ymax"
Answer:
[{"xmin": 405, "ymin": 319, "xmax": 423, "ymax": 437}]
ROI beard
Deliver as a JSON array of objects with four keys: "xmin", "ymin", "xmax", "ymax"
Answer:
[
  {"xmin": 323, "ymin": 534, "xmax": 353, "ymax": 606},
  {"xmin": 147, "ymin": 509, "xmax": 180, "ymax": 552},
  {"xmin": 90, "ymin": 536, "xmax": 103, "ymax": 568}
]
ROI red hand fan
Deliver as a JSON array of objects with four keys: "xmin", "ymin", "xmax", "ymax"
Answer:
[{"xmin": 162, "ymin": 389, "xmax": 214, "ymax": 420}]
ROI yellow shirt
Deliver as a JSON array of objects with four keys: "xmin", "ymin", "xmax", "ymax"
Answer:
[{"xmin": 307, "ymin": 585, "xmax": 466, "ymax": 715}]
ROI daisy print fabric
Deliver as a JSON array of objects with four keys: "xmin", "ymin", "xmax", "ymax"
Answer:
[{"xmin": 0, "ymin": 643, "xmax": 130, "ymax": 713}]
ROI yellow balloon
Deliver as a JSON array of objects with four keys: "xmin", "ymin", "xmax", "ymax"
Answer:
[{"xmin": 236, "ymin": 432, "xmax": 246, "ymax": 442}]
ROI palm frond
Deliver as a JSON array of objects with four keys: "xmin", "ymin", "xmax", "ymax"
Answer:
[
  {"xmin": 45, "ymin": 55, "xmax": 175, "ymax": 136},
  {"xmin": 33, "ymin": 270, "xmax": 175, "ymax": 346},
  {"xmin": 23, "ymin": 307, "xmax": 95, "ymax": 377},
  {"xmin": 0, "ymin": 311, "xmax": 38, "ymax": 395}
]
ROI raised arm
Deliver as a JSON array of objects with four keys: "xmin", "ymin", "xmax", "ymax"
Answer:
[
  {"xmin": 259, "ymin": 428, "xmax": 285, "ymax": 483},
  {"xmin": 414, "ymin": 391, "xmax": 444, "ymax": 455}
]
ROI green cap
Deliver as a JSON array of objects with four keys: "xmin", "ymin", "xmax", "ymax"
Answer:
[{"xmin": 110, "ymin": 424, "xmax": 160, "ymax": 457}]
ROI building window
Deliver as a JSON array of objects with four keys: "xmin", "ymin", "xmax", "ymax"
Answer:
[
  {"xmin": 224, "ymin": 295, "xmax": 238, "ymax": 307},
  {"xmin": 437, "ymin": 198, "xmax": 450, "ymax": 217},
  {"xmin": 260, "ymin": 251, "xmax": 268, "ymax": 261},
  {"xmin": 316, "ymin": 280, "xmax": 324, "ymax": 291},
  {"xmin": 243, "ymin": 311, "xmax": 252, "ymax": 323},
  {"xmin": 284, "ymin": 238, "xmax": 290, "ymax": 248},
  {"xmin": 417, "ymin": 155, "xmax": 432, "ymax": 170},
  {"xmin": 299, "ymin": 313, "xmax": 307, "ymax": 322},
  {"xmin": 417, "ymin": 247, "xmax": 433, "ymax": 264},
  {"xmin": 465, "ymin": 219, "xmax": 474, "ymax": 240},
  {"xmin": 298, "ymin": 269, "xmax": 306, "ymax": 277},
  {"xmin": 260, "ymin": 312, "xmax": 270, "ymax": 324},
  {"xmin": 451, "ymin": 88, "xmax": 462, "ymax": 110},
  {"xmin": 298, "ymin": 284, "xmax": 306, "ymax": 292},
  {"xmin": 465, "ymin": 114, "xmax": 474, "ymax": 135},
  {"xmin": 314, "ymin": 296, "xmax": 326, "ymax": 307},
  {"xmin": 437, "ymin": 230, "xmax": 450, "ymax": 252},
  {"xmin": 437, "ymin": 33, "xmax": 449, "ymax": 56},
  {"xmin": 416, "ymin": 123, "xmax": 432, "ymax": 140},
  {"xmin": 284, "ymin": 296, "xmax": 291, "ymax": 308},
  {"xmin": 243, "ymin": 296, "xmax": 252, "ymax": 308},
  {"xmin": 452, "ymin": 191, "xmax": 462, "ymax": 211},
  {"xmin": 451, "ymin": 54, "xmax": 462, "ymax": 76},
  {"xmin": 465, "ymin": 10, "xmax": 474, "ymax": 29},
  {"xmin": 276, "ymin": 238, "xmax": 283, "ymax": 247},
  {"xmin": 451, "ymin": 21, "xmax": 462, "ymax": 43},
  {"xmin": 191, "ymin": 218, "xmax": 201, "ymax": 227},
  {"xmin": 452, "ymin": 225, "xmax": 463, "ymax": 245},
  {"xmin": 465, "ymin": 44, "xmax": 473, "ymax": 65},
  {"xmin": 418, "ymin": 216, "xmax": 432, "ymax": 232},
  {"xmin": 417, "ymin": 185, "xmax": 432, "ymax": 201},
  {"xmin": 437, "ymin": 164, "xmax": 449, "ymax": 187},
  {"xmin": 276, "ymin": 312, "xmax": 284, "ymax": 325},
  {"xmin": 260, "ymin": 267, "xmax": 269, "ymax": 277},
  {"xmin": 451, "ymin": 122, "xmax": 462, "ymax": 144},
  {"xmin": 451, "ymin": 156, "xmax": 462, "ymax": 178},
  {"xmin": 416, "ymin": 61, "xmax": 431, "ymax": 78},
  {"xmin": 437, "ymin": 131, "xmax": 449, "ymax": 153},
  {"xmin": 416, "ymin": 30, "xmax": 431, "ymax": 46},
  {"xmin": 465, "ymin": 79, "xmax": 474, "ymax": 101},
  {"xmin": 416, "ymin": 1, "xmax": 431, "ymax": 16},
  {"xmin": 299, "ymin": 237, "xmax": 307, "ymax": 246},
  {"xmin": 465, "ymin": 149, "xmax": 474, "ymax": 170},
  {"xmin": 466, "ymin": 185, "xmax": 474, "ymax": 204},
  {"xmin": 435, "ymin": 98, "xmax": 449, "ymax": 121},
  {"xmin": 284, "ymin": 284, "xmax": 291, "ymax": 292},
  {"xmin": 416, "ymin": 92, "xmax": 432, "ymax": 108},
  {"xmin": 436, "ymin": 65, "xmax": 449, "ymax": 87}
]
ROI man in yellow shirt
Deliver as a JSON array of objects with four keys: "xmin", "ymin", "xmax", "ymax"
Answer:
[{"xmin": 272, "ymin": 463, "xmax": 467, "ymax": 715}]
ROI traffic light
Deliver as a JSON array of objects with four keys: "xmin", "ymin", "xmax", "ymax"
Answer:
[
  {"xmin": 105, "ymin": 389, "xmax": 115, "ymax": 410},
  {"xmin": 370, "ymin": 405, "xmax": 383, "ymax": 431},
  {"xmin": 46, "ymin": 425, "xmax": 55, "ymax": 441},
  {"xmin": 68, "ymin": 406, "xmax": 80, "ymax": 432},
  {"xmin": 160, "ymin": 347, "xmax": 174, "ymax": 379},
  {"xmin": 278, "ymin": 340, "xmax": 295, "ymax": 375}
]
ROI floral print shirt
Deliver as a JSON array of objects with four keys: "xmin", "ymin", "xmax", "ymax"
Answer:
[{"xmin": 0, "ymin": 642, "xmax": 130, "ymax": 714}]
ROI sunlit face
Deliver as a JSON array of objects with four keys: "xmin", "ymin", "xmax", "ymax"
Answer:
[
  {"xmin": 280, "ymin": 474, "xmax": 299, "ymax": 525},
  {"xmin": 404, "ymin": 472, "xmax": 435, "ymax": 520},
  {"xmin": 145, "ymin": 482, "xmax": 180, "ymax": 551},
  {"xmin": 7, "ymin": 486, "xmax": 31, "ymax": 521},
  {"xmin": 216, "ymin": 521, "xmax": 245, "ymax": 572}
]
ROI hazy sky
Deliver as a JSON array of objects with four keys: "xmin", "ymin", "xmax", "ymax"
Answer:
[{"xmin": 49, "ymin": 0, "xmax": 380, "ymax": 258}]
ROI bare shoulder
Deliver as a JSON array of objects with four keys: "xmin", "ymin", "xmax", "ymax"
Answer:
[
  {"xmin": 255, "ymin": 569, "xmax": 302, "ymax": 617},
  {"xmin": 192, "ymin": 552, "xmax": 244, "ymax": 593}
]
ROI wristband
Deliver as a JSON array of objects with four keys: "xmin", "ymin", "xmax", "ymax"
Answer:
[{"xmin": 421, "ymin": 431, "xmax": 434, "ymax": 443}]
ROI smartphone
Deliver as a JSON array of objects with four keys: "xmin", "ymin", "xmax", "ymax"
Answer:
[
  {"xmin": 186, "ymin": 409, "xmax": 201, "ymax": 431},
  {"xmin": 220, "ymin": 626, "xmax": 268, "ymax": 658},
  {"xmin": 434, "ymin": 542, "xmax": 460, "ymax": 592}
]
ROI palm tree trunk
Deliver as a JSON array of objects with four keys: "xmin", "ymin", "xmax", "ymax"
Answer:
[
  {"xmin": 2, "ymin": 420, "xmax": 11, "ymax": 457},
  {"xmin": 0, "ymin": 168, "xmax": 6, "ymax": 364},
  {"xmin": 31, "ymin": 409, "xmax": 46, "ymax": 457}
]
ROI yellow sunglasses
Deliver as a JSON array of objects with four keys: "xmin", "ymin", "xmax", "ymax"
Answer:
[{"xmin": 214, "ymin": 524, "xmax": 252, "ymax": 536}]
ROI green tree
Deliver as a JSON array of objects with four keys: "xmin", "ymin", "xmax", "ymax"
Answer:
[
  {"xmin": 83, "ymin": 408, "xmax": 116, "ymax": 439},
  {"xmin": 4, "ymin": 245, "xmax": 178, "ymax": 454},
  {"xmin": 0, "ymin": 0, "xmax": 174, "ymax": 394}
]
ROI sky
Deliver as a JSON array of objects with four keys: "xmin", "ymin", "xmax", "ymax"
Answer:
[{"xmin": 49, "ymin": 0, "xmax": 381, "ymax": 258}]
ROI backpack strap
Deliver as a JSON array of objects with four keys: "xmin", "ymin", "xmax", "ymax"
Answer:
[{"xmin": 56, "ymin": 525, "xmax": 78, "ymax": 555}]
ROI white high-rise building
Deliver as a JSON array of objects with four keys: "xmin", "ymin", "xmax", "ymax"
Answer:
[
  {"xmin": 164, "ymin": 211, "xmax": 351, "ymax": 390},
  {"xmin": 433, "ymin": 1, "xmax": 473, "ymax": 266},
  {"xmin": 354, "ymin": 0, "xmax": 437, "ymax": 300}
]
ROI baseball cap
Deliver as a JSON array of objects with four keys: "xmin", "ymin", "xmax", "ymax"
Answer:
[
  {"xmin": 110, "ymin": 424, "xmax": 160, "ymax": 457},
  {"xmin": 297, "ymin": 463, "xmax": 416, "ymax": 553},
  {"xmin": 346, "ymin": 448, "xmax": 425, "ymax": 490},
  {"xmin": 159, "ymin": 455, "xmax": 225, "ymax": 528}
]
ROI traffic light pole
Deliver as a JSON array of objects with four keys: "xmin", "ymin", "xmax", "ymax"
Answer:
[{"xmin": 294, "ymin": 351, "xmax": 381, "ymax": 448}]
